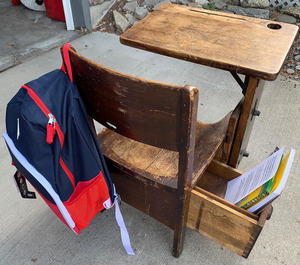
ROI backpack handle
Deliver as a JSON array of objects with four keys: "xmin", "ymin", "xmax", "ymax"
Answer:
[{"xmin": 61, "ymin": 43, "xmax": 74, "ymax": 83}]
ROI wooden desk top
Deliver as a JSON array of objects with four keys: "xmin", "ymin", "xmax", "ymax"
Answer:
[{"xmin": 120, "ymin": 4, "xmax": 298, "ymax": 80}]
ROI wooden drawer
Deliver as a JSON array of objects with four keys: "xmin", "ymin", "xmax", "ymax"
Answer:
[{"xmin": 187, "ymin": 160, "xmax": 272, "ymax": 258}]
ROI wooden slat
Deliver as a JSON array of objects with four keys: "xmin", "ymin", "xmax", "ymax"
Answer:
[
  {"xmin": 215, "ymin": 101, "xmax": 241, "ymax": 163},
  {"xmin": 191, "ymin": 114, "xmax": 231, "ymax": 186},
  {"xmin": 98, "ymin": 128, "xmax": 178, "ymax": 186},
  {"xmin": 172, "ymin": 84, "xmax": 199, "ymax": 257},
  {"xmin": 69, "ymin": 49, "xmax": 185, "ymax": 151},
  {"xmin": 144, "ymin": 149, "xmax": 178, "ymax": 186},
  {"xmin": 97, "ymin": 128, "xmax": 175, "ymax": 183},
  {"xmin": 196, "ymin": 160, "xmax": 241, "ymax": 200},
  {"xmin": 188, "ymin": 162, "xmax": 272, "ymax": 257},
  {"xmin": 193, "ymin": 186, "xmax": 258, "ymax": 220},
  {"xmin": 195, "ymin": 171, "xmax": 228, "ymax": 197},
  {"xmin": 207, "ymin": 159, "xmax": 242, "ymax": 181},
  {"xmin": 187, "ymin": 188, "xmax": 261, "ymax": 257},
  {"xmin": 241, "ymin": 204, "xmax": 271, "ymax": 257},
  {"xmin": 107, "ymin": 160, "xmax": 178, "ymax": 229},
  {"xmin": 229, "ymin": 78, "xmax": 264, "ymax": 167},
  {"xmin": 120, "ymin": 3, "xmax": 298, "ymax": 80}
]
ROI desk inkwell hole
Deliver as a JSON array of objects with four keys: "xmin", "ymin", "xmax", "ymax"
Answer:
[{"xmin": 267, "ymin": 23, "xmax": 282, "ymax": 30}]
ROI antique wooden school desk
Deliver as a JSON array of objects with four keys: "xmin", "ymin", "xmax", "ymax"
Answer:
[
  {"xmin": 91, "ymin": 3, "xmax": 300, "ymax": 258},
  {"xmin": 120, "ymin": 3, "xmax": 298, "ymax": 168}
]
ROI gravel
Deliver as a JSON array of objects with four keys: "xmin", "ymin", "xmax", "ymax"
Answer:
[{"xmin": 287, "ymin": 68, "xmax": 295, "ymax": 74}]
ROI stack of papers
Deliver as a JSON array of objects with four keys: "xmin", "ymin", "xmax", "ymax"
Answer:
[{"xmin": 225, "ymin": 148, "xmax": 295, "ymax": 213}]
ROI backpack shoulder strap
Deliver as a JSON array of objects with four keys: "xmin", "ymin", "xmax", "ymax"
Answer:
[{"xmin": 61, "ymin": 43, "xmax": 74, "ymax": 83}]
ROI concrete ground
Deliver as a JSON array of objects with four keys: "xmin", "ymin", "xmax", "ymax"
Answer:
[
  {"xmin": 0, "ymin": 32, "xmax": 299, "ymax": 265},
  {"xmin": 0, "ymin": 0, "xmax": 80, "ymax": 72}
]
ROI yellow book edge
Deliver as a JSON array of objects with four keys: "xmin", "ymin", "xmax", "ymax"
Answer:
[
  {"xmin": 237, "ymin": 156, "xmax": 282, "ymax": 209},
  {"xmin": 247, "ymin": 149, "xmax": 295, "ymax": 213},
  {"xmin": 237, "ymin": 150, "xmax": 293, "ymax": 211}
]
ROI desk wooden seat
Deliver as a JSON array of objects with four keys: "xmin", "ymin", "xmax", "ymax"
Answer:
[{"xmin": 98, "ymin": 118, "xmax": 230, "ymax": 189}]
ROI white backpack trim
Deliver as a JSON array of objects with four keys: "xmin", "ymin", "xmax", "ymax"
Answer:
[{"xmin": 3, "ymin": 133, "xmax": 77, "ymax": 233}]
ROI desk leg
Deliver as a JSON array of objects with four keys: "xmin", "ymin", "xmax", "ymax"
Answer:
[{"xmin": 228, "ymin": 77, "xmax": 265, "ymax": 167}]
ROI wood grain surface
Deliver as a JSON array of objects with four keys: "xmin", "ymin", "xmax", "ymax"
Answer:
[
  {"xmin": 97, "ymin": 116, "xmax": 230, "ymax": 189},
  {"xmin": 187, "ymin": 161, "xmax": 270, "ymax": 257},
  {"xmin": 187, "ymin": 186, "xmax": 266, "ymax": 257},
  {"xmin": 106, "ymin": 161, "xmax": 178, "ymax": 229},
  {"xmin": 69, "ymin": 49, "xmax": 184, "ymax": 151},
  {"xmin": 229, "ymin": 79, "xmax": 265, "ymax": 166},
  {"xmin": 120, "ymin": 3, "xmax": 298, "ymax": 80}
]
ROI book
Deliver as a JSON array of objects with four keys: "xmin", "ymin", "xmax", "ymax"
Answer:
[
  {"xmin": 237, "ymin": 157, "xmax": 282, "ymax": 209},
  {"xmin": 224, "ymin": 148, "xmax": 295, "ymax": 213},
  {"xmin": 225, "ymin": 147, "xmax": 284, "ymax": 204},
  {"xmin": 246, "ymin": 149, "xmax": 295, "ymax": 213}
]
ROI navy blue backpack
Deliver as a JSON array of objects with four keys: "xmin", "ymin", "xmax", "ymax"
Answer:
[{"xmin": 3, "ymin": 43, "xmax": 134, "ymax": 255}]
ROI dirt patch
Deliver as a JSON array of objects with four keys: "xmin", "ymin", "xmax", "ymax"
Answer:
[{"xmin": 94, "ymin": 0, "xmax": 129, "ymax": 34}]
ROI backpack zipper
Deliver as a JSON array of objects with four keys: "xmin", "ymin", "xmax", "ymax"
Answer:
[
  {"xmin": 22, "ymin": 85, "xmax": 64, "ymax": 147},
  {"xmin": 22, "ymin": 84, "xmax": 75, "ymax": 188},
  {"xmin": 47, "ymin": 114, "xmax": 56, "ymax": 144}
]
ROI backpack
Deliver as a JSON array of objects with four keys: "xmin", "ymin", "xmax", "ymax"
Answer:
[{"xmin": 3, "ymin": 43, "xmax": 134, "ymax": 255}]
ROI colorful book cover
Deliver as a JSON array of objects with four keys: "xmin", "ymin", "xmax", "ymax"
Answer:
[
  {"xmin": 225, "ymin": 148, "xmax": 284, "ymax": 204},
  {"xmin": 237, "ymin": 156, "xmax": 283, "ymax": 209},
  {"xmin": 248, "ymin": 149, "xmax": 295, "ymax": 213},
  {"xmin": 237, "ymin": 172, "xmax": 275, "ymax": 209}
]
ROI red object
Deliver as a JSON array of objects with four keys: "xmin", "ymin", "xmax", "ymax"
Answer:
[
  {"xmin": 12, "ymin": 0, "xmax": 21, "ymax": 5},
  {"xmin": 27, "ymin": 171, "xmax": 110, "ymax": 232},
  {"xmin": 61, "ymin": 43, "xmax": 73, "ymax": 82},
  {"xmin": 22, "ymin": 85, "xmax": 65, "ymax": 147},
  {"xmin": 44, "ymin": 0, "xmax": 66, "ymax": 22},
  {"xmin": 64, "ymin": 172, "xmax": 110, "ymax": 231},
  {"xmin": 46, "ymin": 123, "xmax": 56, "ymax": 144}
]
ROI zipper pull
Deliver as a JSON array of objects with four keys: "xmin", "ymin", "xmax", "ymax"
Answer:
[{"xmin": 46, "ymin": 114, "xmax": 56, "ymax": 144}]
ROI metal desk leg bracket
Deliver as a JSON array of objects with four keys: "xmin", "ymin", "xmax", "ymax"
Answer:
[{"xmin": 230, "ymin": 72, "xmax": 249, "ymax": 95}]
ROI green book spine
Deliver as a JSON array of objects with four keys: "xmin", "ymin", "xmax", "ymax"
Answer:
[
  {"xmin": 240, "ymin": 155, "xmax": 284, "ymax": 210},
  {"xmin": 241, "ymin": 192, "xmax": 269, "ymax": 209},
  {"xmin": 241, "ymin": 178, "xmax": 273, "ymax": 209}
]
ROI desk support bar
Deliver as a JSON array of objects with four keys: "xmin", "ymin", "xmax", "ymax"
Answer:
[
  {"xmin": 230, "ymin": 72, "xmax": 249, "ymax": 95},
  {"xmin": 228, "ymin": 77, "xmax": 264, "ymax": 167}
]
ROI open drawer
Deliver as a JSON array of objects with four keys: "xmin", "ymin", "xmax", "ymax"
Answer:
[{"xmin": 187, "ymin": 160, "xmax": 272, "ymax": 258}]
